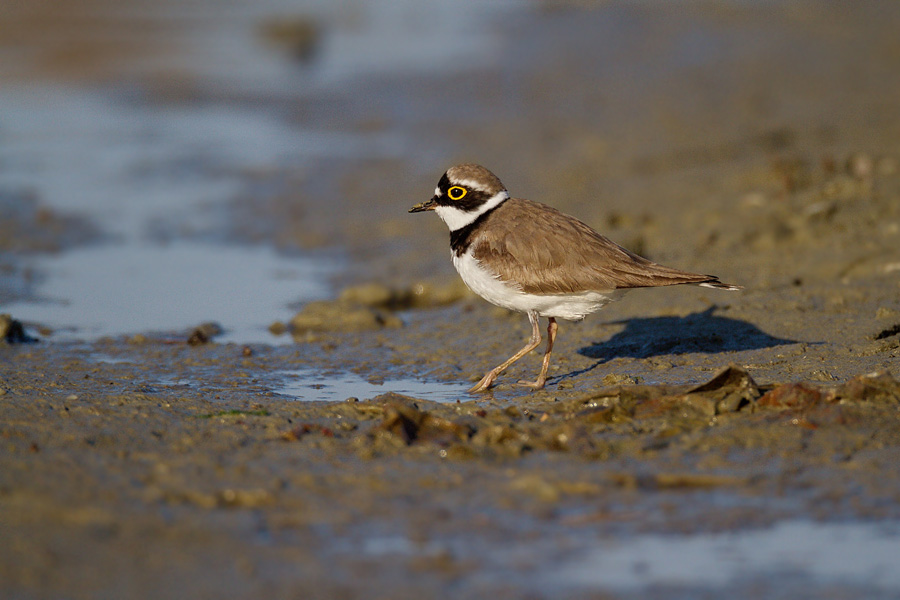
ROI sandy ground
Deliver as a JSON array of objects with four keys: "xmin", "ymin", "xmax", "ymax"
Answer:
[{"xmin": 3, "ymin": 2, "xmax": 900, "ymax": 598}]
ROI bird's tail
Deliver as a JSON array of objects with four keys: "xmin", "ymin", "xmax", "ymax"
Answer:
[{"xmin": 698, "ymin": 279, "xmax": 742, "ymax": 291}]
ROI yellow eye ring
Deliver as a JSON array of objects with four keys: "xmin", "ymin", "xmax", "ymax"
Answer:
[{"xmin": 447, "ymin": 186, "xmax": 467, "ymax": 200}]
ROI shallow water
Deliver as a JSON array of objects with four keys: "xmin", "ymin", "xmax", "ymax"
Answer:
[
  {"xmin": 551, "ymin": 520, "xmax": 900, "ymax": 592},
  {"xmin": 0, "ymin": 0, "xmax": 518, "ymax": 342},
  {"xmin": 2, "ymin": 242, "xmax": 335, "ymax": 343},
  {"xmin": 277, "ymin": 368, "xmax": 473, "ymax": 403},
  {"xmin": 0, "ymin": 84, "xmax": 368, "ymax": 342},
  {"xmin": 355, "ymin": 520, "xmax": 900, "ymax": 595}
]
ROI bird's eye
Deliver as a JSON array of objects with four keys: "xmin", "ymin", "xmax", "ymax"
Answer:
[{"xmin": 447, "ymin": 186, "xmax": 467, "ymax": 200}]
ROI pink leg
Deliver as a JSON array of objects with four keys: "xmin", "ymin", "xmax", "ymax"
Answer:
[
  {"xmin": 469, "ymin": 311, "xmax": 542, "ymax": 393},
  {"xmin": 517, "ymin": 317, "xmax": 557, "ymax": 390}
]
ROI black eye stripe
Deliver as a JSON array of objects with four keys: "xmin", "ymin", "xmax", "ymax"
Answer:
[
  {"xmin": 440, "ymin": 190, "xmax": 489, "ymax": 211},
  {"xmin": 435, "ymin": 173, "xmax": 500, "ymax": 210}
]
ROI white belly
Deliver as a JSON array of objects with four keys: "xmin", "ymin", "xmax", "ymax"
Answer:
[{"xmin": 451, "ymin": 251, "xmax": 622, "ymax": 320}]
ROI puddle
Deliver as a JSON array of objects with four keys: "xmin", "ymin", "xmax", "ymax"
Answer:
[
  {"xmin": 350, "ymin": 519, "xmax": 900, "ymax": 594},
  {"xmin": 0, "ymin": 87, "xmax": 404, "ymax": 239},
  {"xmin": 549, "ymin": 520, "xmax": 900, "ymax": 592},
  {"xmin": 1, "ymin": 242, "xmax": 335, "ymax": 344},
  {"xmin": 90, "ymin": 353, "xmax": 133, "ymax": 365},
  {"xmin": 0, "ymin": 1, "xmax": 521, "ymax": 343},
  {"xmin": 277, "ymin": 369, "xmax": 472, "ymax": 403},
  {"xmin": 0, "ymin": 85, "xmax": 352, "ymax": 342}
]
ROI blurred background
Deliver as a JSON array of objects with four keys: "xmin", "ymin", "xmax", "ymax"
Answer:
[
  {"xmin": 4, "ymin": 4, "xmax": 900, "ymax": 597},
  {"xmin": 1, "ymin": 0, "xmax": 899, "ymax": 342}
]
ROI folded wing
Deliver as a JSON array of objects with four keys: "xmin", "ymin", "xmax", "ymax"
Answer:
[{"xmin": 472, "ymin": 198, "xmax": 739, "ymax": 295}]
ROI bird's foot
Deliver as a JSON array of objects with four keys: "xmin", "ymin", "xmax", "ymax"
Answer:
[
  {"xmin": 469, "ymin": 371, "xmax": 499, "ymax": 393},
  {"xmin": 515, "ymin": 377, "xmax": 547, "ymax": 390}
]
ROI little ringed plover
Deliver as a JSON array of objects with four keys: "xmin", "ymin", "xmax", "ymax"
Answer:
[{"xmin": 409, "ymin": 163, "xmax": 741, "ymax": 393}]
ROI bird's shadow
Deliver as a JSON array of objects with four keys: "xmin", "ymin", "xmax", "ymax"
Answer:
[{"xmin": 567, "ymin": 306, "xmax": 801, "ymax": 378}]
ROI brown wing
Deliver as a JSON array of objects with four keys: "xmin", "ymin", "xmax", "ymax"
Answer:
[{"xmin": 471, "ymin": 198, "xmax": 728, "ymax": 295}]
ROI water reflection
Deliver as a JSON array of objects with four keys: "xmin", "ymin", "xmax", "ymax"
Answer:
[
  {"xmin": 0, "ymin": 0, "xmax": 517, "ymax": 342},
  {"xmin": 356, "ymin": 519, "xmax": 900, "ymax": 594},
  {"xmin": 277, "ymin": 368, "xmax": 472, "ymax": 403},
  {"xmin": 1, "ymin": 242, "xmax": 335, "ymax": 343},
  {"xmin": 551, "ymin": 520, "xmax": 900, "ymax": 592}
]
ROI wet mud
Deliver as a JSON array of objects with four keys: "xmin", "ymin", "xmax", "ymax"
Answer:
[{"xmin": 3, "ymin": 2, "xmax": 900, "ymax": 598}]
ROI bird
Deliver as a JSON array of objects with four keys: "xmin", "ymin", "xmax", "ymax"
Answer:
[{"xmin": 409, "ymin": 163, "xmax": 741, "ymax": 393}]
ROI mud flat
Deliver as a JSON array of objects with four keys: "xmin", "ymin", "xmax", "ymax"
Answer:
[
  {"xmin": 4, "ymin": 341, "xmax": 900, "ymax": 598},
  {"xmin": 3, "ymin": 2, "xmax": 900, "ymax": 598}
]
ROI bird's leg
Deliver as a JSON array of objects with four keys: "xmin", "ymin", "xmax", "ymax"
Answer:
[
  {"xmin": 469, "ymin": 311, "xmax": 542, "ymax": 393},
  {"xmin": 517, "ymin": 317, "xmax": 557, "ymax": 390}
]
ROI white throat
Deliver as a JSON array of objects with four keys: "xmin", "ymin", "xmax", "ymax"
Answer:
[{"xmin": 434, "ymin": 190, "xmax": 509, "ymax": 231}]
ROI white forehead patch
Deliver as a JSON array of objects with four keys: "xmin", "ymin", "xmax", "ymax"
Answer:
[{"xmin": 434, "ymin": 186, "xmax": 442, "ymax": 197}]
